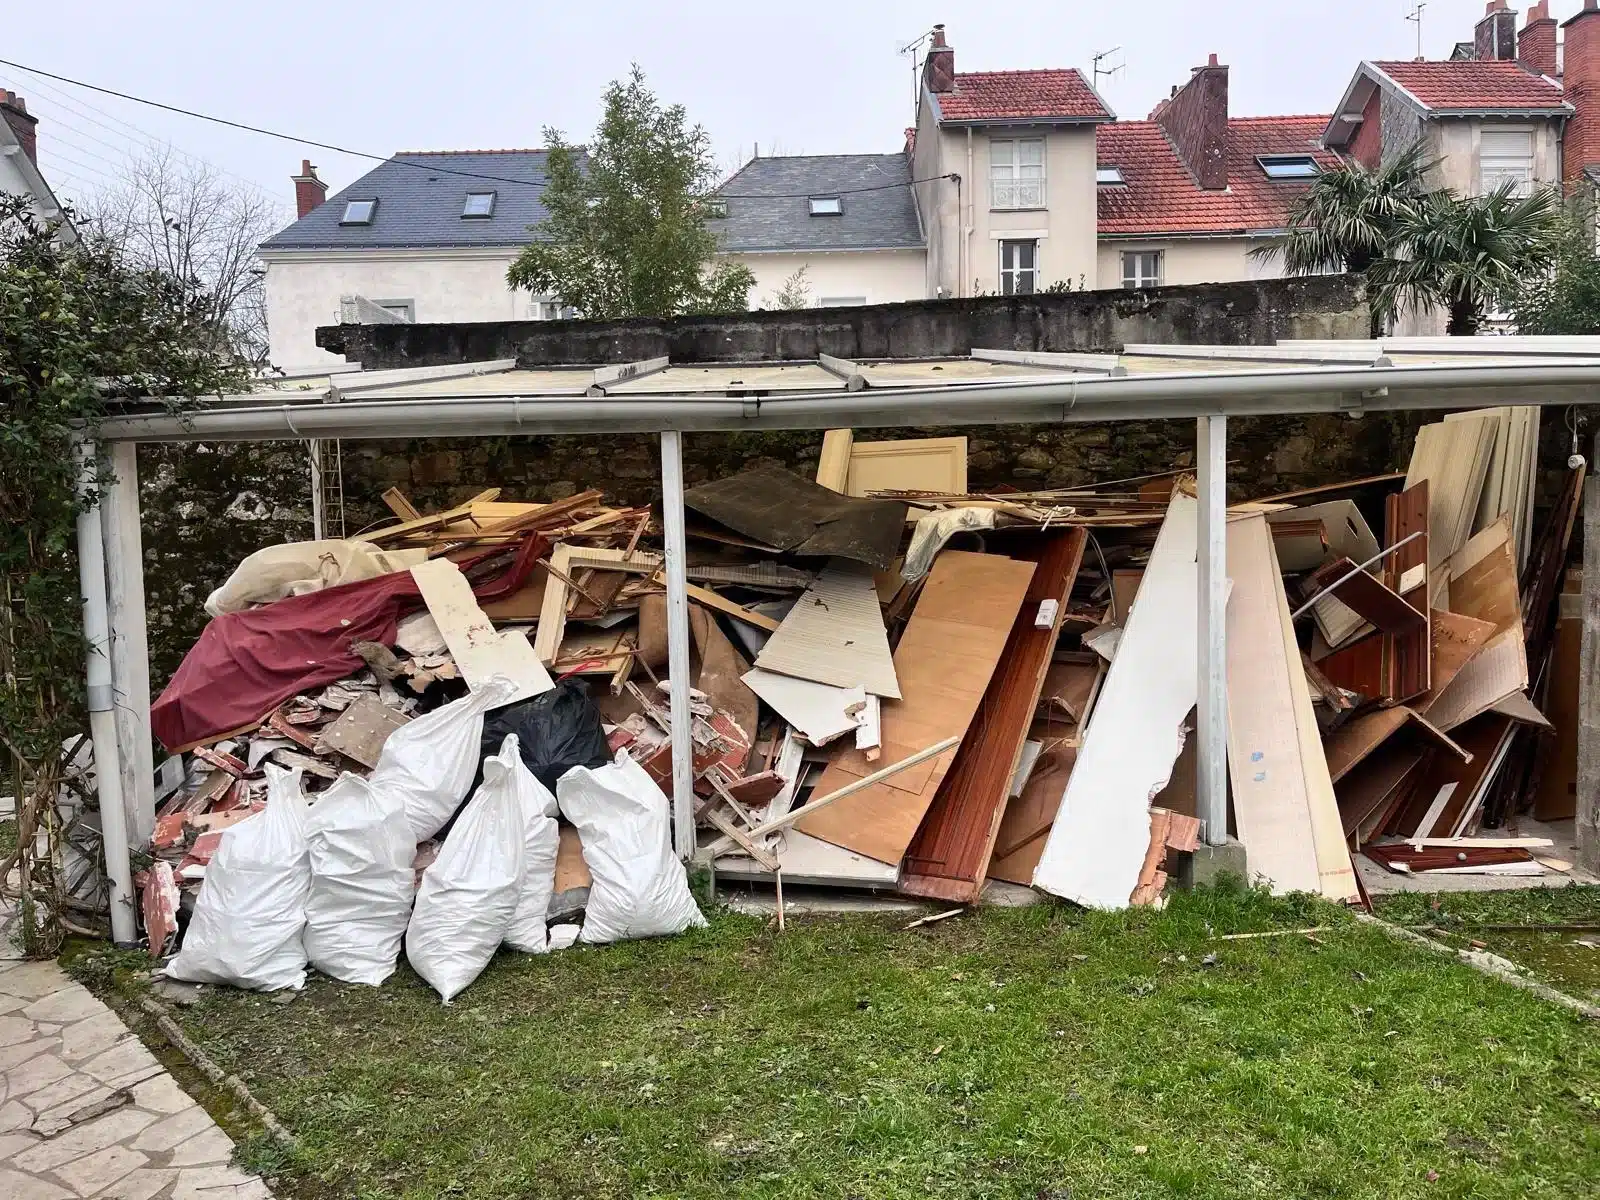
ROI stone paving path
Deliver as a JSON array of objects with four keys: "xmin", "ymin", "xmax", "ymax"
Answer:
[{"xmin": 1, "ymin": 902, "xmax": 273, "ymax": 1199}]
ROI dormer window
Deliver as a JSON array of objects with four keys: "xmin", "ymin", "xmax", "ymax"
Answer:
[
  {"xmin": 808, "ymin": 196, "xmax": 843, "ymax": 216},
  {"xmin": 340, "ymin": 199, "xmax": 377, "ymax": 225},
  {"xmin": 462, "ymin": 191, "xmax": 496, "ymax": 218},
  {"xmin": 1097, "ymin": 166, "xmax": 1125, "ymax": 186},
  {"xmin": 1258, "ymin": 155, "xmax": 1320, "ymax": 181}
]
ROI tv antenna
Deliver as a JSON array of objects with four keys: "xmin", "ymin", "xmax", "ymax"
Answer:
[
  {"xmin": 899, "ymin": 27, "xmax": 938, "ymax": 119},
  {"xmin": 1092, "ymin": 47, "xmax": 1125, "ymax": 89},
  {"xmin": 1406, "ymin": 3, "xmax": 1426, "ymax": 59}
]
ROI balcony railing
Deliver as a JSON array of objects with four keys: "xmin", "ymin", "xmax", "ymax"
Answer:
[{"xmin": 990, "ymin": 179, "xmax": 1047, "ymax": 210}]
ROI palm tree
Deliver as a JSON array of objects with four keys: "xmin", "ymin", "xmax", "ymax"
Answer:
[
  {"xmin": 1371, "ymin": 182, "xmax": 1564, "ymax": 335},
  {"xmin": 1253, "ymin": 143, "xmax": 1434, "ymax": 278}
]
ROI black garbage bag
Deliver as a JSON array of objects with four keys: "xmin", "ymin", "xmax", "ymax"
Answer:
[{"xmin": 479, "ymin": 678, "xmax": 612, "ymax": 793}]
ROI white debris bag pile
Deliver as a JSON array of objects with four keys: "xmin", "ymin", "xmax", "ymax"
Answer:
[
  {"xmin": 500, "ymin": 736, "xmax": 562, "ymax": 954},
  {"xmin": 378, "ymin": 677, "xmax": 519, "ymax": 841},
  {"xmin": 164, "ymin": 764, "xmax": 312, "ymax": 992}
]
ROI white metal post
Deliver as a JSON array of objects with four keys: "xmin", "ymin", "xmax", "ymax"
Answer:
[
  {"xmin": 1196, "ymin": 414, "xmax": 1229, "ymax": 846},
  {"xmin": 659, "ymin": 431, "xmax": 697, "ymax": 859},
  {"xmin": 308, "ymin": 439, "xmax": 325, "ymax": 541},
  {"xmin": 75, "ymin": 439, "xmax": 137, "ymax": 945},
  {"xmin": 100, "ymin": 443, "xmax": 155, "ymax": 847}
]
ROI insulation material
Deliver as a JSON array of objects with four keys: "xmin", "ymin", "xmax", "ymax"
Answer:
[
  {"xmin": 755, "ymin": 560, "xmax": 901, "ymax": 698},
  {"xmin": 205, "ymin": 539, "xmax": 428, "ymax": 617},
  {"xmin": 795, "ymin": 551, "xmax": 1035, "ymax": 866},
  {"xmin": 1034, "ymin": 492, "xmax": 1197, "ymax": 909}
]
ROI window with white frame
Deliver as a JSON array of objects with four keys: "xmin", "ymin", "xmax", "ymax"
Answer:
[
  {"xmin": 991, "ymin": 138, "xmax": 1046, "ymax": 209},
  {"xmin": 1480, "ymin": 128, "xmax": 1535, "ymax": 196},
  {"xmin": 998, "ymin": 239, "xmax": 1039, "ymax": 295},
  {"xmin": 1121, "ymin": 250, "xmax": 1163, "ymax": 290}
]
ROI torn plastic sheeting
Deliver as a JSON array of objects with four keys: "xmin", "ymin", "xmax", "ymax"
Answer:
[
  {"xmin": 557, "ymin": 750, "xmax": 707, "ymax": 945},
  {"xmin": 164, "ymin": 763, "xmax": 311, "ymax": 992},
  {"xmin": 901, "ymin": 507, "xmax": 997, "ymax": 582},
  {"xmin": 407, "ymin": 743, "xmax": 526, "ymax": 1002},
  {"xmin": 152, "ymin": 533, "xmax": 544, "ymax": 750},
  {"xmin": 205, "ymin": 539, "xmax": 429, "ymax": 617}
]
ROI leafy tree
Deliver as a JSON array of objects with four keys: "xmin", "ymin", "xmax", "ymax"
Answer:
[
  {"xmin": 767, "ymin": 265, "xmax": 811, "ymax": 309},
  {"xmin": 0, "ymin": 193, "xmax": 245, "ymax": 953},
  {"xmin": 1373, "ymin": 181, "xmax": 1562, "ymax": 335},
  {"xmin": 507, "ymin": 67, "xmax": 753, "ymax": 318},
  {"xmin": 1504, "ymin": 196, "xmax": 1600, "ymax": 334}
]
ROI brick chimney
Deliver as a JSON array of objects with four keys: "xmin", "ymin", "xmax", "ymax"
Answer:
[
  {"xmin": 1519, "ymin": 2, "xmax": 1557, "ymax": 77},
  {"xmin": 1475, "ymin": 1, "xmax": 1518, "ymax": 61},
  {"xmin": 292, "ymin": 160, "xmax": 328, "ymax": 219},
  {"xmin": 1157, "ymin": 54, "xmax": 1229, "ymax": 190},
  {"xmin": 0, "ymin": 90, "xmax": 38, "ymax": 166},
  {"xmin": 924, "ymin": 24, "xmax": 955, "ymax": 94},
  {"xmin": 1564, "ymin": 1, "xmax": 1600, "ymax": 185}
]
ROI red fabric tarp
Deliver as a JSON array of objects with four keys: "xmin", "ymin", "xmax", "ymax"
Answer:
[{"xmin": 151, "ymin": 536, "xmax": 544, "ymax": 751}]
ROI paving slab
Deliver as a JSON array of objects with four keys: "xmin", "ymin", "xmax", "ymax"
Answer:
[{"xmin": 0, "ymin": 912, "xmax": 274, "ymax": 1200}]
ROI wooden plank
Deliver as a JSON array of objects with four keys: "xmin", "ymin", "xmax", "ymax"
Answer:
[
  {"xmin": 1423, "ymin": 518, "xmax": 1528, "ymax": 730},
  {"xmin": 410, "ymin": 558, "xmax": 554, "ymax": 702},
  {"xmin": 381, "ymin": 488, "xmax": 422, "ymax": 521},
  {"xmin": 1323, "ymin": 705, "xmax": 1471, "ymax": 783},
  {"xmin": 1309, "ymin": 557, "xmax": 1427, "ymax": 635},
  {"xmin": 366, "ymin": 500, "xmax": 479, "ymax": 545},
  {"xmin": 316, "ymin": 695, "xmax": 411, "ymax": 769},
  {"xmin": 987, "ymin": 741, "xmax": 1075, "ymax": 885},
  {"xmin": 754, "ymin": 560, "xmax": 900, "ymax": 697},
  {"xmin": 1384, "ymin": 481, "xmax": 1431, "ymax": 703},
  {"xmin": 703, "ymin": 807, "xmax": 779, "ymax": 871},
  {"xmin": 845, "ymin": 437, "xmax": 968, "ymax": 498},
  {"xmin": 900, "ymin": 530, "xmax": 1087, "ymax": 902},
  {"xmin": 685, "ymin": 583, "xmax": 782, "ymax": 632},
  {"xmin": 1405, "ymin": 415, "xmax": 1497, "ymax": 571},
  {"xmin": 1034, "ymin": 492, "xmax": 1197, "ymax": 910},
  {"xmin": 1335, "ymin": 745, "xmax": 1426, "ymax": 840},
  {"xmin": 794, "ymin": 552, "xmax": 1035, "ymax": 865},
  {"xmin": 1411, "ymin": 713, "xmax": 1515, "ymax": 837},
  {"xmin": 1535, "ymin": 589, "xmax": 1581, "ymax": 819}
]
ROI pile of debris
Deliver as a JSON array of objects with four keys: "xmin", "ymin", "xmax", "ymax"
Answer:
[{"xmin": 133, "ymin": 413, "xmax": 1582, "ymax": 994}]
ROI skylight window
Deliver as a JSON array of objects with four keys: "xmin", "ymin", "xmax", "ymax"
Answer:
[
  {"xmin": 462, "ymin": 191, "xmax": 496, "ymax": 218},
  {"xmin": 340, "ymin": 199, "xmax": 377, "ymax": 225},
  {"xmin": 1258, "ymin": 155, "xmax": 1320, "ymax": 181},
  {"xmin": 704, "ymin": 197, "xmax": 728, "ymax": 218},
  {"xmin": 1097, "ymin": 166, "xmax": 1125, "ymax": 186},
  {"xmin": 808, "ymin": 196, "xmax": 843, "ymax": 216}
]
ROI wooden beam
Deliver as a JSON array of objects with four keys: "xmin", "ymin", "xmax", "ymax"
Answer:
[
  {"xmin": 816, "ymin": 429, "xmax": 854, "ymax": 492},
  {"xmin": 704, "ymin": 806, "xmax": 779, "ymax": 871},
  {"xmin": 381, "ymin": 487, "xmax": 422, "ymax": 521},
  {"xmin": 685, "ymin": 583, "xmax": 782, "ymax": 631}
]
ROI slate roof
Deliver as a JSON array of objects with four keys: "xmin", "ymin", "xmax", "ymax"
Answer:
[
  {"xmin": 1096, "ymin": 116, "xmax": 1341, "ymax": 236},
  {"xmin": 1368, "ymin": 59, "xmax": 1568, "ymax": 112},
  {"xmin": 711, "ymin": 154, "xmax": 924, "ymax": 253},
  {"xmin": 933, "ymin": 69, "xmax": 1113, "ymax": 124},
  {"xmin": 258, "ymin": 150, "xmax": 554, "ymax": 251}
]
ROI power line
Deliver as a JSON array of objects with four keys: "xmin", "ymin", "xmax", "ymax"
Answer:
[{"xmin": 0, "ymin": 55, "xmax": 955, "ymax": 201}]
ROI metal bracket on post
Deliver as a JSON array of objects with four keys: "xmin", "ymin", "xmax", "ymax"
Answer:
[
  {"xmin": 1196, "ymin": 414, "xmax": 1229, "ymax": 847},
  {"xmin": 659, "ymin": 431, "xmax": 697, "ymax": 860}
]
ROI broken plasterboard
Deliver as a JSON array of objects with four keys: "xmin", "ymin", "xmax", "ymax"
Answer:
[
  {"xmin": 409, "ymin": 558, "xmax": 553, "ymax": 703},
  {"xmin": 741, "ymin": 669, "xmax": 864, "ymax": 745},
  {"xmin": 754, "ymin": 560, "xmax": 901, "ymax": 698},
  {"xmin": 1033, "ymin": 491, "xmax": 1198, "ymax": 910}
]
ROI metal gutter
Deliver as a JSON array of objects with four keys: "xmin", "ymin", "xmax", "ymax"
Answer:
[{"xmin": 99, "ymin": 361, "xmax": 1600, "ymax": 444}]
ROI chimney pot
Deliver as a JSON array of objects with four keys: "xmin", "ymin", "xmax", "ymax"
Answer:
[{"xmin": 1207, "ymin": 53, "xmax": 1219, "ymax": 67}]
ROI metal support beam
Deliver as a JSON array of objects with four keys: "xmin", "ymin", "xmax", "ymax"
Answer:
[
  {"xmin": 1196, "ymin": 415, "xmax": 1229, "ymax": 846},
  {"xmin": 1577, "ymin": 443, "xmax": 1600, "ymax": 876},
  {"xmin": 75, "ymin": 439, "xmax": 137, "ymax": 946},
  {"xmin": 659, "ymin": 431, "xmax": 697, "ymax": 859},
  {"xmin": 100, "ymin": 443, "xmax": 155, "ymax": 847},
  {"xmin": 308, "ymin": 439, "xmax": 325, "ymax": 541}
]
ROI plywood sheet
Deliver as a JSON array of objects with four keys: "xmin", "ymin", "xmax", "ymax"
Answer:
[
  {"xmin": 410, "ymin": 558, "xmax": 553, "ymax": 702},
  {"xmin": 1405, "ymin": 415, "xmax": 1497, "ymax": 571},
  {"xmin": 794, "ymin": 551, "xmax": 1035, "ymax": 865},
  {"xmin": 1034, "ymin": 493, "xmax": 1197, "ymax": 910},
  {"xmin": 1335, "ymin": 745, "xmax": 1426, "ymax": 841},
  {"xmin": 845, "ymin": 437, "xmax": 968, "ymax": 498},
  {"xmin": 816, "ymin": 429, "xmax": 854, "ymax": 493},
  {"xmin": 900, "ymin": 530, "xmax": 1086, "ymax": 902},
  {"xmin": 1422, "ymin": 518, "xmax": 1528, "ymax": 730},
  {"xmin": 755, "ymin": 560, "xmax": 900, "ymax": 698},
  {"xmin": 987, "ymin": 741, "xmax": 1075, "ymax": 886}
]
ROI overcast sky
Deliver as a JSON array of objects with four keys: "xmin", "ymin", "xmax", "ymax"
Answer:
[{"xmin": 1, "ymin": 1, "xmax": 1525, "ymax": 227}]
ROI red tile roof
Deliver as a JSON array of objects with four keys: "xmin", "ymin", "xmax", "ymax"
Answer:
[
  {"xmin": 1369, "ymin": 60, "xmax": 1567, "ymax": 111},
  {"xmin": 1096, "ymin": 116, "xmax": 1341, "ymax": 236},
  {"xmin": 935, "ymin": 70, "xmax": 1112, "ymax": 123}
]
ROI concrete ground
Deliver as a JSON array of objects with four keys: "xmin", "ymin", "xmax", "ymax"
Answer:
[
  {"xmin": 0, "ymin": 895, "xmax": 272, "ymax": 1199},
  {"xmin": 1356, "ymin": 816, "xmax": 1599, "ymax": 895}
]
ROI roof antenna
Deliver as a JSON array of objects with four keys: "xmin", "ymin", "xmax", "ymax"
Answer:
[
  {"xmin": 899, "ymin": 27, "xmax": 938, "ymax": 121},
  {"xmin": 1406, "ymin": 3, "xmax": 1426, "ymax": 61},
  {"xmin": 1091, "ymin": 47, "xmax": 1125, "ymax": 90}
]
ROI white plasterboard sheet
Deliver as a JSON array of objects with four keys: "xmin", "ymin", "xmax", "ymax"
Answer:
[
  {"xmin": 754, "ymin": 559, "xmax": 901, "ymax": 698},
  {"xmin": 1033, "ymin": 491, "xmax": 1197, "ymax": 910},
  {"xmin": 742, "ymin": 668, "xmax": 864, "ymax": 745},
  {"xmin": 409, "ymin": 559, "xmax": 553, "ymax": 702}
]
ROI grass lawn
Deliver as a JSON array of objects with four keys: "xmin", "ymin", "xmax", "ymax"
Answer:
[{"xmin": 75, "ymin": 882, "xmax": 1600, "ymax": 1200}]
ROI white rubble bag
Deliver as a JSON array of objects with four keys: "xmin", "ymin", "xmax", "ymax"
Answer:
[
  {"xmin": 164, "ymin": 764, "xmax": 311, "ymax": 991},
  {"xmin": 495, "ymin": 735, "xmax": 561, "ymax": 954},
  {"xmin": 556, "ymin": 749, "xmax": 707, "ymax": 945},
  {"xmin": 406, "ymin": 743, "xmax": 526, "ymax": 1001},
  {"xmin": 372, "ymin": 676, "xmax": 519, "ymax": 842},
  {"xmin": 303, "ymin": 774, "xmax": 416, "ymax": 986}
]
